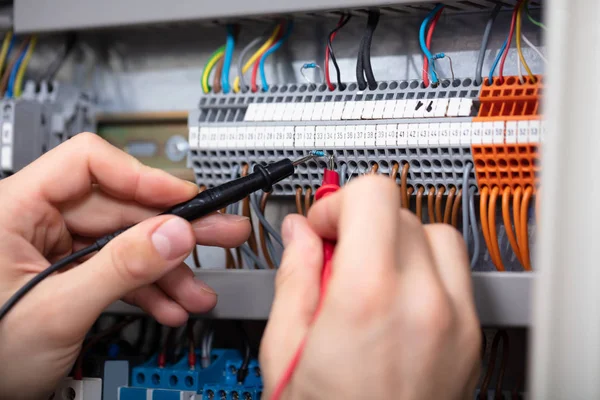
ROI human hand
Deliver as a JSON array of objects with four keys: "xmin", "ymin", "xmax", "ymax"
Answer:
[
  {"xmin": 260, "ymin": 175, "xmax": 480, "ymax": 399},
  {"xmin": 0, "ymin": 133, "xmax": 251, "ymax": 400}
]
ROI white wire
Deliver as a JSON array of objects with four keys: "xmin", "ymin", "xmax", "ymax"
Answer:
[
  {"xmin": 517, "ymin": 52, "xmax": 525, "ymax": 84},
  {"xmin": 521, "ymin": 34, "xmax": 548, "ymax": 64}
]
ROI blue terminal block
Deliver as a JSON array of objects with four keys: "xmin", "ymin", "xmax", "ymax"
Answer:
[
  {"xmin": 118, "ymin": 387, "xmax": 148, "ymax": 400},
  {"xmin": 202, "ymin": 384, "xmax": 263, "ymax": 400},
  {"xmin": 132, "ymin": 349, "xmax": 242, "ymax": 392}
]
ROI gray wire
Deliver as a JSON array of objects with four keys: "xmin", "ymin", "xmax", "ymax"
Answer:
[
  {"xmin": 240, "ymin": 243, "xmax": 269, "ymax": 270},
  {"xmin": 341, "ymin": 163, "xmax": 348, "ymax": 186},
  {"xmin": 253, "ymin": 192, "xmax": 281, "ymax": 266},
  {"xmin": 468, "ymin": 186, "xmax": 480, "ymax": 269},
  {"xmin": 462, "ymin": 162, "xmax": 473, "ymax": 249},
  {"xmin": 237, "ymin": 37, "xmax": 265, "ymax": 92},
  {"xmin": 474, "ymin": 3, "xmax": 502, "ymax": 85},
  {"xmin": 249, "ymin": 180, "xmax": 284, "ymax": 247}
]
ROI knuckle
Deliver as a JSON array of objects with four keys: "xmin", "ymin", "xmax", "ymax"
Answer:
[
  {"xmin": 71, "ymin": 131, "xmax": 103, "ymax": 148},
  {"xmin": 427, "ymin": 223, "xmax": 466, "ymax": 248},
  {"xmin": 412, "ymin": 288, "xmax": 455, "ymax": 335},
  {"xmin": 352, "ymin": 174, "xmax": 398, "ymax": 197}
]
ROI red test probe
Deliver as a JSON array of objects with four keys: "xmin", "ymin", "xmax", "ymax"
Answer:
[{"xmin": 271, "ymin": 155, "xmax": 340, "ymax": 400}]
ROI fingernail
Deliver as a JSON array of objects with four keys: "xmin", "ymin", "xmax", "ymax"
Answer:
[
  {"xmin": 193, "ymin": 214, "xmax": 249, "ymax": 231},
  {"xmin": 186, "ymin": 181, "xmax": 200, "ymax": 192},
  {"xmin": 195, "ymin": 278, "xmax": 217, "ymax": 295},
  {"xmin": 282, "ymin": 217, "xmax": 295, "ymax": 247},
  {"xmin": 152, "ymin": 217, "xmax": 193, "ymax": 260}
]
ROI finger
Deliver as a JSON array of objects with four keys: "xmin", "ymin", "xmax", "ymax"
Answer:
[
  {"xmin": 317, "ymin": 175, "xmax": 400, "ymax": 288},
  {"xmin": 192, "ymin": 213, "xmax": 251, "ymax": 247},
  {"xmin": 43, "ymin": 215, "xmax": 196, "ymax": 335},
  {"xmin": 305, "ymin": 189, "xmax": 343, "ymax": 240},
  {"xmin": 424, "ymin": 224, "xmax": 474, "ymax": 313},
  {"xmin": 62, "ymin": 188, "xmax": 251, "ymax": 246},
  {"xmin": 156, "ymin": 263, "xmax": 217, "ymax": 314},
  {"xmin": 260, "ymin": 215, "xmax": 322, "ymax": 385},
  {"xmin": 122, "ymin": 284, "xmax": 189, "ymax": 327},
  {"xmin": 62, "ymin": 189, "xmax": 159, "ymax": 236},
  {"xmin": 11, "ymin": 133, "xmax": 198, "ymax": 207}
]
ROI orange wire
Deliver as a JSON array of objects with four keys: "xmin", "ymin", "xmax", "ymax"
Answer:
[
  {"xmin": 390, "ymin": 163, "xmax": 399, "ymax": 182},
  {"xmin": 401, "ymin": 163, "xmax": 410, "ymax": 208},
  {"xmin": 435, "ymin": 186, "xmax": 446, "ymax": 223},
  {"xmin": 451, "ymin": 188, "xmax": 462, "ymax": 228},
  {"xmin": 427, "ymin": 187, "xmax": 436, "ymax": 224},
  {"xmin": 416, "ymin": 186, "xmax": 425, "ymax": 222},
  {"xmin": 502, "ymin": 187, "xmax": 523, "ymax": 266},
  {"xmin": 304, "ymin": 187, "xmax": 313, "ymax": 217},
  {"xmin": 513, "ymin": 186, "xmax": 523, "ymax": 250},
  {"xmin": 406, "ymin": 186, "xmax": 414, "ymax": 210},
  {"xmin": 480, "ymin": 187, "xmax": 497, "ymax": 268},
  {"xmin": 520, "ymin": 186, "xmax": 533, "ymax": 271},
  {"xmin": 370, "ymin": 163, "xmax": 379, "ymax": 174},
  {"xmin": 488, "ymin": 186, "xmax": 505, "ymax": 271},
  {"xmin": 295, "ymin": 187, "xmax": 303, "ymax": 215},
  {"xmin": 443, "ymin": 186, "xmax": 456, "ymax": 224}
]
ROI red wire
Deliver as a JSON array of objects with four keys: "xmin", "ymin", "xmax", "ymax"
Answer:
[
  {"xmin": 251, "ymin": 23, "xmax": 284, "ymax": 93},
  {"xmin": 325, "ymin": 16, "xmax": 344, "ymax": 91},
  {"xmin": 422, "ymin": 8, "xmax": 443, "ymax": 87},
  {"xmin": 498, "ymin": 1, "xmax": 523, "ymax": 84}
]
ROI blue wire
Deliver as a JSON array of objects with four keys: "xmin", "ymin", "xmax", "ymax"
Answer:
[
  {"xmin": 7, "ymin": 40, "xmax": 28, "ymax": 98},
  {"xmin": 419, "ymin": 3, "xmax": 444, "ymax": 85},
  {"xmin": 221, "ymin": 25, "xmax": 235, "ymax": 94},
  {"xmin": 259, "ymin": 21, "xmax": 294, "ymax": 92},
  {"xmin": 488, "ymin": 36, "xmax": 509, "ymax": 84}
]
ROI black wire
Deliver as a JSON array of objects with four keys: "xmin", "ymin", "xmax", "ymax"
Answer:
[
  {"xmin": 236, "ymin": 321, "xmax": 251, "ymax": 384},
  {"xmin": 134, "ymin": 318, "xmax": 149, "ymax": 354},
  {"xmin": 362, "ymin": 10, "xmax": 380, "ymax": 90},
  {"xmin": 328, "ymin": 14, "xmax": 352, "ymax": 90},
  {"xmin": 42, "ymin": 32, "xmax": 78, "ymax": 82},
  {"xmin": 147, "ymin": 321, "xmax": 163, "ymax": 360},
  {"xmin": 0, "ymin": 244, "xmax": 99, "ymax": 322},
  {"xmin": 356, "ymin": 31, "xmax": 368, "ymax": 90}
]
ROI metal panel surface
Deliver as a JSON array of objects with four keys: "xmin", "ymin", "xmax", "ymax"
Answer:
[{"xmin": 106, "ymin": 270, "xmax": 533, "ymax": 326}]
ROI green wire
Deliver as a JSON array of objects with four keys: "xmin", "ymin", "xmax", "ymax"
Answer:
[
  {"xmin": 525, "ymin": 0, "xmax": 546, "ymax": 30},
  {"xmin": 201, "ymin": 45, "xmax": 226, "ymax": 93}
]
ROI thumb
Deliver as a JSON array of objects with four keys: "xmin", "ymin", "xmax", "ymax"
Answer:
[
  {"xmin": 52, "ymin": 215, "xmax": 195, "ymax": 330},
  {"xmin": 260, "ymin": 215, "xmax": 323, "ymax": 388}
]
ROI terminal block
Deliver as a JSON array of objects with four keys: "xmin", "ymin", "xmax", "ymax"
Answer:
[
  {"xmin": 129, "ymin": 349, "xmax": 261, "ymax": 395},
  {"xmin": 0, "ymin": 98, "xmax": 53, "ymax": 176},
  {"xmin": 188, "ymin": 77, "xmax": 543, "ymax": 196}
]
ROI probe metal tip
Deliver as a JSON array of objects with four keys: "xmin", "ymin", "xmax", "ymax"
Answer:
[{"xmin": 292, "ymin": 150, "xmax": 326, "ymax": 166}]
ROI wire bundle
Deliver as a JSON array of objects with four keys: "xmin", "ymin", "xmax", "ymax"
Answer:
[
  {"xmin": 421, "ymin": 6, "xmax": 444, "ymax": 87},
  {"xmin": 201, "ymin": 45, "xmax": 226, "ymax": 94},
  {"xmin": 257, "ymin": 20, "xmax": 294, "ymax": 92},
  {"xmin": 356, "ymin": 10, "xmax": 380, "ymax": 90},
  {"xmin": 221, "ymin": 25, "xmax": 236, "ymax": 94},
  {"xmin": 419, "ymin": 4, "xmax": 446, "ymax": 87},
  {"xmin": 474, "ymin": 4, "xmax": 502, "ymax": 85},
  {"xmin": 234, "ymin": 24, "xmax": 281, "ymax": 93},
  {"xmin": 325, "ymin": 14, "xmax": 351, "ymax": 91},
  {"xmin": 488, "ymin": 0, "xmax": 525, "ymax": 85}
]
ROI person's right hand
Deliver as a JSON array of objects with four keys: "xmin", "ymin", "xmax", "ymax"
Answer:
[{"xmin": 260, "ymin": 175, "xmax": 481, "ymax": 399}]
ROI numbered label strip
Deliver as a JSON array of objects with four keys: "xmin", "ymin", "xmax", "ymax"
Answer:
[{"xmin": 189, "ymin": 120, "xmax": 544, "ymax": 150}]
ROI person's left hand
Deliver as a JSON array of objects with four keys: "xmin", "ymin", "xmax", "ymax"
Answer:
[{"xmin": 0, "ymin": 133, "xmax": 251, "ymax": 400}]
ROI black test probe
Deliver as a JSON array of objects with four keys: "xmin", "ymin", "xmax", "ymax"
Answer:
[{"xmin": 0, "ymin": 153, "xmax": 321, "ymax": 322}]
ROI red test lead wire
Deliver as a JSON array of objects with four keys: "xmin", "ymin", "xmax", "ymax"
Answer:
[{"xmin": 270, "ymin": 163, "xmax": 340, "ymax": 400}]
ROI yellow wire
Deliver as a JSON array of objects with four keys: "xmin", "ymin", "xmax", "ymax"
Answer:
[
  {"xmin": 0, "ymin": 31, "xmax": 12, "ymax": 77},
  {"xmin": 516, "ymin": 3, "xmax": 536, "ymax": 83},
  {"xmin": 14, "ymin": 35, "xmax": 37, "ymax": 98},
  {"xmin": 201, "ymin": 50, "xmax": 225, "ymax": 94},
  {"xmin": 232, "ymin": 24, "xmax": 282, "ymax": 93}
]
